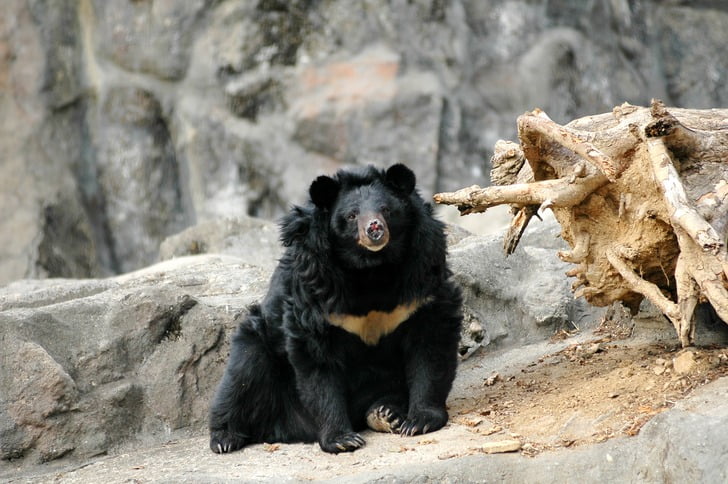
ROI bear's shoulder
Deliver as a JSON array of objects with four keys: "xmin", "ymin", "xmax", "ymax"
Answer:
[{"xmin": 278, "ymin": 204, "xmax": 328, "ymax": 249}]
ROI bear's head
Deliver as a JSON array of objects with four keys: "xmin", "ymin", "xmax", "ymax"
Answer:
[{"xmin": 309, "ymin": 164, "xmax": 417, "ymax": 268}]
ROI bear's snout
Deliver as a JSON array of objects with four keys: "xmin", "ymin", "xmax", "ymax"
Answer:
[
  {"xmin": 366, "ymin": 220, "xmax": 385, "ymax": 241},
  {"xmin": 358, "ymin": 215, "xmax": 389, "ymax": 252}
]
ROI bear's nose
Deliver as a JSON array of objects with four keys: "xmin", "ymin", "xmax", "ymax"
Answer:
[{"xmin": 366, "ymin": 219, "xmax": 385, "ymax": 241}]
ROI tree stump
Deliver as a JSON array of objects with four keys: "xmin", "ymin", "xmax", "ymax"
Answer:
[{"xmin": 435, "ymin": 100, "xmax": 728, "ymax": 347}]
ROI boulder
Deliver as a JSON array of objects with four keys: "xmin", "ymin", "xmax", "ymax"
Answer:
[
  {"xmin": 451, "ymin": 212, "xmax": 601, "ymax": 351},
  {"xmin": 159, "ymin": 216, "xmax": 282, "ymax": 272},
  {"xmin": 0, "ymin": 254, "xmax": 270, "ymax": 463}
]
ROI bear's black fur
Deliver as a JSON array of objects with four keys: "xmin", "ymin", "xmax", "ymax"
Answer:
[{"xmin": 209, "ymin": 163, "xmax": 463, "ymax": 454}]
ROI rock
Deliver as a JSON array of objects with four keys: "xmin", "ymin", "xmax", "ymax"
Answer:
[
  {"xmin": 484, "ymin": 372, "xmax": 500, "ymax": 387},
  {"xmin": 225, "ymin": 71, "xmax": 285, "ymax": 122},
  {"xmin": 2, "ymin": 215, "xmax": 728, "ymax": 480},
  {"xmin": 1, "ymin": 341, "xmax": 80, "ymax": 461},
  {"xmin": 586, "ymin": 343, "xmax": 604, "ymax": 354},
  {"xmin": 28, "ymin": 0, "xmax": 84, "ymax": 109},
  {"xmin": 3, "ymin": 341, "xmax": 78, "ymax": 424},
  {"xmin": 673, "ymin": 351, "xmax": 697, "ymax": 375},
  {"xmin": 0, "ymin": 254, "xmax": 269, "ymax": 463},
  {"xmin": 467, "ymin": 321, "xmax": 485, "ymax": 345},
  {"xmin": 480, "ymin": 439, "xmax": 522, "ymax": 454},
  {"xmin": 290, "ymin": 44, "xmax": 442, "ymax": 195},
  {"xmin": 159, "ymin": 216, "xmax": 281, "ymax": 272},
  {"xmin": 159, "ymin": 216, "xmax": 592, "ymax": 356},
  {"xmin": 3, "ymin": 0, "xmax": 728, "ymax": 477},
  {"xmin": 449, "ymin": 214, "xmax": 603, "ymax": 348},
  {"xmin": 9, "ymin": 378, "xmax": 728, "ymax": 484},
  {"xmin": 6, "ymin": 377, "xmax": 728, "ymax": 482},
  {"xmin": 633, "ymin": 378, "xmax": 728, "ymax": 483},
  {"xmin": 0, "ymin": 211, "xmax": 593, "ymax": 466}
]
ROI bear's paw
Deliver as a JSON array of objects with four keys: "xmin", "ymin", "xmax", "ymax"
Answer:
[
  {"xmin": 366, "ymin": 404, "xmax": 405, "ymax": 433},
  {"xmin": 320, "ymin": 431, "xmax": 366, "ymax": 453},
  {"xmin": 399, "ymin": 407, "xmax": 448, "ymax": 437},
  {"xmin": 210, "ymin": 429, "xmax": 249, "ymax": 454}
]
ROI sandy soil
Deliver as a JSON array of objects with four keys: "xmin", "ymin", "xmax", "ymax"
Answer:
[{"xmin": 452, "ymin": 336, "xmax": 728, "ymax": 457}]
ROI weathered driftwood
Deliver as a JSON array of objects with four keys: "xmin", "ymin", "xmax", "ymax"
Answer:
[{"xmin": 435, "ymin": 100, "xmax": 728, "ymax": 347}]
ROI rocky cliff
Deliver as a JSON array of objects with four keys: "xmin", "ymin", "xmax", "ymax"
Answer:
[{"xmin": 2, "ymin": 0, "xmax": 728, "ymax": 283}]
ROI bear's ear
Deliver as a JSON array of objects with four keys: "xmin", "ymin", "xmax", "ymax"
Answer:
[
  {"xmin": 385, "ymin": 163, "xmax": 416, "ymax": 194},
  {"xmin": 309, "ymin": 175, "xmax": 340, "ymax": 209}
]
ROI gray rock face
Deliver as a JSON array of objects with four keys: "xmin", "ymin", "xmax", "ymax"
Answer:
[
  {"xmin": 3, "ymin": 1, "xmax": 728, "ymax": 283},
  {"xmin": 91, "ymin": 86, "xmax": 188, "ymax": 273},
  {"xmin": 3, "ymin": 1, "xmax": 727, "ymax": 477},
  {"xmin": 92, "ymin": 0, "xmax": 209, "ymax": 81}
]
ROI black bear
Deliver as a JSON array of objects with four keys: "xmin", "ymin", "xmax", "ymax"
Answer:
[{"xmin": 209, "ymin": 163, "xmax": 462, "ymax": 454}]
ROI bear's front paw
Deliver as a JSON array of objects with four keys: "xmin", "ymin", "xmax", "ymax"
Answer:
[
  {"xmin": 320, "ymin": 431, "xmax": 366, "ymax": 453},
  {"xmin": 366, "ymin": 404, "xmax": 405, "ymax": 433},
  {"xmin": 210, "ymin": 429, "xmax": 249, "ymax": 454},
  {"xmin": 399, "ymin": 407, "xmax": 448, "ymax": 437}
]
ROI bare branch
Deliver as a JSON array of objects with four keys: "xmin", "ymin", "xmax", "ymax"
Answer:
[
  {"xmin": 503, "ymin": 205, "xmax": 539, "ymax": 256},
  {"xmin": 645, "ymin": 136, "xmax": 723, "ymax": 254},
  {"xmin": 675, "ymin": 228, "xmax": 728, "ymax": 326},
  {"xmin": 605, "ymin": 248, "xmax": 688, "ymax": 346},
  {"xmin": 675, "ymin": 253, "xmax": 699, "ymax": 345},
  {"xmin": 433, "ymin": 174, "xmax": 608, "ymax": 215}
]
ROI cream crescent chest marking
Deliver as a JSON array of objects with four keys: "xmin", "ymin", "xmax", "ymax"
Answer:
[{"xmin": 327, "ymin": 299, "xmax": 429, "ymax": 345}]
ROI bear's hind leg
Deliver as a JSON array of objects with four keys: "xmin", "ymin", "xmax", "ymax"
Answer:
[
  {"xmin": 209, "ymin": 318, "xmax": 260, "ymax": 453},
  {"xmin": 209, "ymin": 306, "xmax": 307, "ymax": 453}
]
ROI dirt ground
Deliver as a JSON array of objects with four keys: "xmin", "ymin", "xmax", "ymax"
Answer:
[{"xmin": 449, "ymin": 309, "xmax": 728, "ymax": 458}]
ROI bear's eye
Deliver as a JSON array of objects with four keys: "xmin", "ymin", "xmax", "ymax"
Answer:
[
  {"xmin": 380, "ymin": 206, "xmax": 391, "ymax": 217},
  {"xmin": 346, "ymin": 212, "xmax": 357, "ymax": 221}
]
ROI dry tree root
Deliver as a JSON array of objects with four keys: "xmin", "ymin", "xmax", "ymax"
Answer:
[{"xmin": 435, "ymin": 100, "xmax": 728, "ymax": 347}]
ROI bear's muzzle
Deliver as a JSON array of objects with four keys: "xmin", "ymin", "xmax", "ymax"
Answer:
[{"xmin": 358, "ymin": 215, "xmax": 389, "ymax": 251}]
